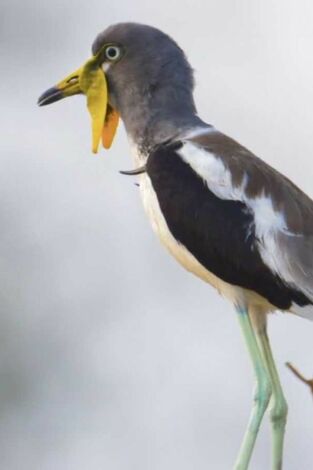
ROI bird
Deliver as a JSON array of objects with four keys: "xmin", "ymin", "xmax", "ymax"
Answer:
[{"xmin": 37, "ymin": 22, "xmax": 313, "ymax": 470}]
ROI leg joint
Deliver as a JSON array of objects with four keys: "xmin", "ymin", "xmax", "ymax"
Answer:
[{"xmin": 270, "ymin": 396, "xmax": 288, "ymax": 425}]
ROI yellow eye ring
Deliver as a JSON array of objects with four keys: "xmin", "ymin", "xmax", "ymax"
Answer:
[{"xmin": 104, "ymin": 45, "xmax": 121, "ymax": 62}]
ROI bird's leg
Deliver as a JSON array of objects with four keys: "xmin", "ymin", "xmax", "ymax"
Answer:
[
  {"xmin": 254, "ymin": 324, "xmax": 288, "ymax": 470},
  {"xmin": 234, "ymin": 307, "xmax": 272, "ymax": 470}
]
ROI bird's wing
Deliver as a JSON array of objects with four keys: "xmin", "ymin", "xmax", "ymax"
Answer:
[
  {"xmin": 146, "ymin": 130, "xmax": 313, "ymax": 314},
  {"xmin": 188, "ymin": 130, "xmax": 313, "ymax": 299}
]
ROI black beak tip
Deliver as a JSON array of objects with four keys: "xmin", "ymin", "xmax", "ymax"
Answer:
[{"xmin": 37, "ymin": 87, "xmax": 64, "ymax": 107}]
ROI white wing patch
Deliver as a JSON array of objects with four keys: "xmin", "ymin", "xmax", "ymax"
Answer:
[
  {"xmin": 177, "ymin": 140, "xmax": 242, "ymax": 200},
  {"xmin": 177, "ymin": 141, "xmax": 313, "ymax": 312},
  {"xmin": 177, "ymin": 141, "xmax": 289, "ymax": 237}
]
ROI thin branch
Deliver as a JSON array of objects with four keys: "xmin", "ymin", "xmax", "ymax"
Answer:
[{"xmin": 286, "ymin": 362, "xmax": 313, "ymax": 397}]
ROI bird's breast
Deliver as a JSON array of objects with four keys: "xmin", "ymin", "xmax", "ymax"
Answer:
[{"xmin": 138, "ymin": 171, "xmax": 243, "ymax": 306}]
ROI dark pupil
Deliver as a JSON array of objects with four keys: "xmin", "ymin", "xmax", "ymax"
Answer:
[{"xmin": 107, "ymin": 47, "xmax": 117, "ymax": 59}]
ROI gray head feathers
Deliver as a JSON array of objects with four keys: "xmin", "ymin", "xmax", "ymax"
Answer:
[{"xmin": 92, "ymin": 23, "xmax": 207, "ymax": 152}]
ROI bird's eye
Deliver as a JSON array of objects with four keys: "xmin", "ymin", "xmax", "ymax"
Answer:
[{"xmin": 105, "ymin": 46, "xmax": 121, "ymax": 62}]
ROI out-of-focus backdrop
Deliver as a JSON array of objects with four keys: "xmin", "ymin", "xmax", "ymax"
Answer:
[{"xmin": 1, "ymin": 1, "xmax": 312, "ymax": 469}]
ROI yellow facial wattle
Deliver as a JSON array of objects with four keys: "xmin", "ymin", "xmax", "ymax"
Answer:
[
  {"xmin": 51, "ymin": 56, "xmax": 119, "ymax": 154},
  {"xmin": 79, "ymin": 59, "xmax": 108, "ymax": 153},
  {"xmin": 102, "ymin": 107, "xmax": 120, "ymax": 149}
]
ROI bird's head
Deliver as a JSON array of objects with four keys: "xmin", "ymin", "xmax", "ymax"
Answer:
[{"xmin": 38, "ymin": 23, "xmax": 198, "ymax": 154}]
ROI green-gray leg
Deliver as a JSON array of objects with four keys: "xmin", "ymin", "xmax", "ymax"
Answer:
[
  {"xmin": 255, "ymin": 326, "xmax": 288, "ymax": 470},
  {"xmin": 234, "ymin": 307, "xmax": 272, "ymax": 470}
]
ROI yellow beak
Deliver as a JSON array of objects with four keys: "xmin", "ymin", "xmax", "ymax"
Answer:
[{"xmin": 38, "ymin": 57, "xmax": 119, "ymax": 154}]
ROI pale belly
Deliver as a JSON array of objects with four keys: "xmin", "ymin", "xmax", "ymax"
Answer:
[
  {"xmin": 128, "ymin": 142, "xmax": 274, "ymax": 317},
  {"xmin": 138, "ymin": 172, "xmax": 309, "ymax": 320},
  {"xmin": 138, "ymin": 172, "xmax": 245, "ymax": 306}
]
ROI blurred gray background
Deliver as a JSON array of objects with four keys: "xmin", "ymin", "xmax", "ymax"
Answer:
[{"xmin": 0, "ymin": 0, "xmax": 313, "ymax": 469}]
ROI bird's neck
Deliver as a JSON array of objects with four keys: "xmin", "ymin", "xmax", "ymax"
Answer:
[{"xmin": 111, "ymin": 81, "xmax": 207, "ymax": 154}]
